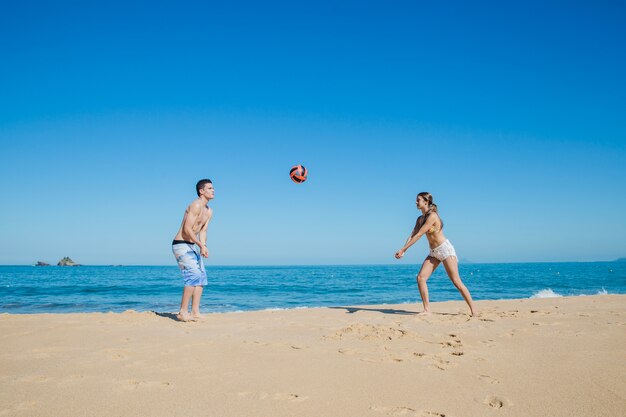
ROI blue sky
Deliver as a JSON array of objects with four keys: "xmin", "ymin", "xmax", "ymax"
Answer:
[{"xmin": 1, "ymin": 0, "xmax": 625, "ymax": 265}]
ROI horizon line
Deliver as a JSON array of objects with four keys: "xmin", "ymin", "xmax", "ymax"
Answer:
[{"xmin": 1, "ymin": 259, "xmax": 624, "ymax": 267}]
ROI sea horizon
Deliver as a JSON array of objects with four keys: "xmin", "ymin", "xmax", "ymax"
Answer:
[{"xmin": 3, "ymin": 258, "xmax": 625, "ymax": 267}]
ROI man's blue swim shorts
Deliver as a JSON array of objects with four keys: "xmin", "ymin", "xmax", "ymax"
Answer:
[{"xmin": 172, "ymin": 240, "xmax": 207, "ymax": 287}]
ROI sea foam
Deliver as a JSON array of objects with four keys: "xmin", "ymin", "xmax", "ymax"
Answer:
[
  {"xmin": 530, "ymin": 289, "xmax": 563, "ymax": 299},
  {"xmin": 578, "ymin": 288, "xmax": 609, "ymax": 296}
]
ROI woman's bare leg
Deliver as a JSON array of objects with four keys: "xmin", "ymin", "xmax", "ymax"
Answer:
[
  {"xmin": 417, "ymin": 257, "xmax": 440, "ymax": 314},
  {"xmin": 442, "ymin": 256, "xmax": 477, "ymax": 316}
]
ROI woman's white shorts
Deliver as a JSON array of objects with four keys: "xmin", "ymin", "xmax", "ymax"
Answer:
[{"xmin": 429, "ymin": 239, "xmax": 457, "ymax": 262}]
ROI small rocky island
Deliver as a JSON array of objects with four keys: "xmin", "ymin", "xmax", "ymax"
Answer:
[
  {"xmin": 57, "ymin": 257, "xmax": 81, "ymax": 266},
  {"xmin": 35, "ymin": 258, "xmax": 82, "ymax": 266}
]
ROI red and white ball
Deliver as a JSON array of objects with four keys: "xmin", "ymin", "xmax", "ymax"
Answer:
[{"xmin": 289, "ymin": 164, "xmax": 308, "ymax": 183}]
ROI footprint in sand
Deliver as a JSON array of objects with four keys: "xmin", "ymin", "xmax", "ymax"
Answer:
[
  {"xmin": 359, "ymin": 357, "xmax": 383, "ymax": 363},
  {"xmin": 237, "ymin": 392, "xmax": 307, "ymax": 402},
  {"xmin": 430, "ymin": 355, "xmax": 457, "ymax": 371},
  {"xmin": 273, "ymin": 392, "xmax": 308, "ymax": 402},
  {"xmin": 121, "ymin": 379, "xmax": 172, "ymax": 391},
  {"xmin": 440, "ymin": 334, "xmax": 462, "ymax": 349},
  {"xmin": 335, "ymin": 346, "xmax": 376, "ymax": 362},
  {"xmin": 324, "ymin": 323, "xmax": 420, "ymax": 342},
  {"xmin": 498, "ymin": 310, "xmax": 520, "ymax": 318},
  {"xmin": 370, "ymin": 405, "xmax": 417, "ymax": 416},
  {"xmin": 484, "ymin": 395, "xmax": 508, "ymax": 408},
  {"xmin": 370, "ymin": 406, "xmax": 445, "ymax": 417},
  {"xmin": 478, "ymin": 375, "xmax": 500, "ymax": 384},
  {"xmin": 290, "ymin": 344, "xmax": 308, "ymax": 350},
  {"xmin": 531, "ymin": 310, "xmax": 553, "ymax": 315},
  {"xmin": 243, "ymin": 340, "xmax": 269, "ymax": 346},
  {"xmin": 337, "ymin": 346, "xmax": 401, "ymax": 362},
  {"xmin": 481, "ymin": 339, "xmax": 497, "ymax": 348}
]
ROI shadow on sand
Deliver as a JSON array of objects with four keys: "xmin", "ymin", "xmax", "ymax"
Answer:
[
  {"xmin": 329, "ymin": 306, "xmax": 418, "ymax": 315},
  {"xmin": 329, "ymin": 306, "xmax": 463, "ymax": 317},
  {"xmin": 154, "ymin": 312, "xmax": 181, "ymax": 321}
]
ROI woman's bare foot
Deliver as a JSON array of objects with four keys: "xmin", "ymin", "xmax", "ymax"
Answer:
[
  {"xmin": 191, "ymin": 312, "xmax": 204, "ymax": 321},
  {"xmin": 418, "ymin": 310, "xmax": 432, "ymax": 316},
  {"xmin": 177, "ymin": 312, "xmax": 191, "ymax": 322}
]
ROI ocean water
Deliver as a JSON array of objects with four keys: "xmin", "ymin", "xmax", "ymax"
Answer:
[{"xmin": 1, "ymin": 262, "xmax": 624, "ymax": 314}]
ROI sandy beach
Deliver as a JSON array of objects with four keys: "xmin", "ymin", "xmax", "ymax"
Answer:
[{"xmin": 1, "ymin": 295, "xmax": 625, "ymax": 417}]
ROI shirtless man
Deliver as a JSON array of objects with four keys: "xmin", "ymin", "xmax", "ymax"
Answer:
[{"xmin": 172, "ymin": 179, "xmax": 214, "ymax": 322}]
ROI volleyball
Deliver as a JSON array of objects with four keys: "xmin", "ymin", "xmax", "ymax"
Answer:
[{"xmin": 289, "ymin": 164, "xmax": 308, "ymax": 183}]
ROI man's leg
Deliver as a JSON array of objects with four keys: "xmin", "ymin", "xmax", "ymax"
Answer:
[
  {"xmin": 178, "ymin": 286, "xmax": 195, "ymax": 321},
  {"xmin": 191, "ymin": 286, "xmax": 204, "ymax": 319},
  {"xmin": 173, "ymin": 243, "xmax": 198, "ymax": 322}
]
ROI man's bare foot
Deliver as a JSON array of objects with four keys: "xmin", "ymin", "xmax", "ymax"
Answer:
[
  {"xmin": 191, "ymin": 312, "xmax": 204, "ymax": 321},
  {"xmin": 418, "ymin": 310, "xmax": 432, "ymax": 316},
  {"xmin": 177, "ymin": 312, "xmax": 191, "ymax": 322}
]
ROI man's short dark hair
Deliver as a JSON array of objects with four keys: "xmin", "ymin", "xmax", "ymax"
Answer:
[{"xmin": 196, "ymin": 179, "xmax": 212, "ymax": 196}]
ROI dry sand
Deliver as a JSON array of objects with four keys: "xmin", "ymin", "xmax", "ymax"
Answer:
[{"xmin": 1, "ymin": 295, "xmax": 625, "ymax": 417}]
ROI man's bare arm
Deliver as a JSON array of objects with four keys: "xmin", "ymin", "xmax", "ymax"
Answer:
[
  {"xmin": 183, "ymin": 203, "xmax": 204, "ymax": 248},
  {"xmin": 198, "ymin": 209, "xmax": 212, "ymax": 257}
]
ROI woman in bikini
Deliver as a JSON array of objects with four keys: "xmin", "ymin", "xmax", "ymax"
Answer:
[{"xmin": 395, "ymin": 192, "xmax": 477, "ymax": 316}]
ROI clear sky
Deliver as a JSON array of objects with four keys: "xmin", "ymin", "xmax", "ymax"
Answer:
[{"xmin": 1, "ymin": 0, "xmax": 625, "ymax": 265}]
